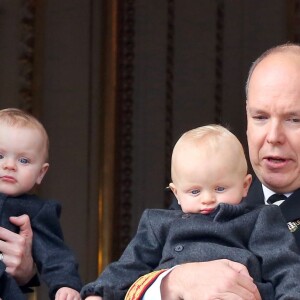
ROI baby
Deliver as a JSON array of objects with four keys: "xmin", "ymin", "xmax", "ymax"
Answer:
[{"xmin": 0, "ymin": 108, "xmax": 82, "ymax": 299}]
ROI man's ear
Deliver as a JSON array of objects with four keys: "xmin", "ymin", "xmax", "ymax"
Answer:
[
  {"xmin": 36, "ymin": 163, "xmax": 49, "ymax": 185},
  {"xmin": 243, "ymin": 174, "xmax": 252, "ymax": 197}
]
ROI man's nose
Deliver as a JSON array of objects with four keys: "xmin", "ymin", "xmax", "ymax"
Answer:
[{"xmin": 266, "ymin": 120, "xmax": 285, "ymax": 145}]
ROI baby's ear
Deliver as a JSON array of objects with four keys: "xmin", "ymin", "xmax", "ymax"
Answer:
[
  {"xmin": 242, "ymin": 174, "xmax": 252, "ymax": 197},
  {"xmin": 169, "ymin": 182, "xmax": 176, "ymax": 194},
  {"xmin": 169, "ymin": 183, "xmax": 180, "ymax": 204},
  {"xmin": 36, "ymin": 163, "xmax": 49, "ymax": 185}
]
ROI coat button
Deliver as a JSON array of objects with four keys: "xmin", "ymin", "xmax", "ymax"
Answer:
[{"xmin": 175, "ymin": 245, "xmax": 184, "ymax": 252}]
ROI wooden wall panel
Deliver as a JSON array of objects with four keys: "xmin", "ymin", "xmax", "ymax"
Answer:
[
  {"xmin": 119, "ymin": 0, "xmax": 289, "ymax": 247},
  {"xmin": 0, "ymin": 0, "xmax": 103, "ymax": 298},
  {"xmin": 37, "ymin": 0, "xmax": 102, "ymax": 297}
]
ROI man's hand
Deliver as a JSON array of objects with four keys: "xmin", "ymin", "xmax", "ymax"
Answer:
[
  {"xmin": 161, "ymin": 260, "xmax": 261, "ymax": 300},
  {"xmin": 0, "ymin": 214, "xmax": 35, "ymax": 285}
]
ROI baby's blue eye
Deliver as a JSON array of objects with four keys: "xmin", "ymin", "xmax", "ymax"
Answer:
[
  {"xmin": 191, "ymin": 189, "xmax": 200, "ymax": 195},
  {"xmin": 216, "ymin": 186, "xmax": 225, "ymax": 192},
  {"xmin": 0, "ymin": 154, "xmax": 3, "ymax": 159},
  {"xmin": 19, "ymin": 157, "xmax": 29, "ymax": 164}
]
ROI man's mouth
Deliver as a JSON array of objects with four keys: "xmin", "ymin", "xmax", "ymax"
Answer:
[
  {"xmin": 267, "ymin": 157, "xmax": 286, "ymax": 163},
  {"xmin": 263, "ymin": 156, "xmax": 289, "ymax": 169}
]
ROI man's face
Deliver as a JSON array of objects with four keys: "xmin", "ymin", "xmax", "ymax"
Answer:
[{"xmin": 247, "ymin": 52, "xmax": 300, "ymax": 193}]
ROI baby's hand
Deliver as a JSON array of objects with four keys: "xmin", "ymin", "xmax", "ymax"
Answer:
[{"xmin": 55, "ymin": 287, "xmax": 81, "ymax": 300}]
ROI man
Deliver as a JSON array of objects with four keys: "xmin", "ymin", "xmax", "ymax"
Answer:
[
  {"xmin": 81, "ymin": 43, "xmax": 300, "ymax": 300},
  {"xmin": 124, "ymin": 43, "xmax": 300, "ymax": 300}
]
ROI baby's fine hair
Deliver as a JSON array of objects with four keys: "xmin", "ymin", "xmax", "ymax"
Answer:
[
  {"xmin": 174, "ymin": 124, "xmax": 248, "ymax": 174},
  {"xmin": 180, "ymin": 124, "xmax": 237, "ymax": 145},
  {"xmin": 0, "ymin": 108, "xmax": 49, "ymax": 161},
  {"xmin": 178, "ymin": 124, "xmax": 244, "ymax": 148}
]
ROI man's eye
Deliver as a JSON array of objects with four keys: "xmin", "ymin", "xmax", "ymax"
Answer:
[
  {"xmin": 19, "ymin": 158, "xmax": 29, "ymax": 164},
  {"xmin": 191, "ymin": 189, "xmax": 200, "ymax": 195},
  {"xmin": 253, "ymin": 115, "xmax": 267, "ymax": 120},
  {"xmin": 288, "ymin": 118, "xmax": 300, "ymax": 123},
  {"xmin": 216, "ymin": 186, "xmax": 225, "ymax": 192}
]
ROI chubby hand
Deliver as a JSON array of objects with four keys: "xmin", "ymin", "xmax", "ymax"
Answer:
[
  {"xmin": 0, "ymin": 214, "xmax": 35, "ymax": 285},
  {"xmin": 161, "ymin": 259, "xmax": 262, "ymax": 300},
  {"xmin": 55, "ymin": 287, "xmax": 81, "ymax": 300}
]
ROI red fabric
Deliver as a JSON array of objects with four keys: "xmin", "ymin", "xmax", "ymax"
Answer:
[{"xmin": 125, "ymin": 269, "xmax": 167, "ymax": 300}]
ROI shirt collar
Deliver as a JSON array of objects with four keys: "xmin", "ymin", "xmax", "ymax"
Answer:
[{"xmin": 262, "ymin": 184, "xmax": 292, "ymax": 205}]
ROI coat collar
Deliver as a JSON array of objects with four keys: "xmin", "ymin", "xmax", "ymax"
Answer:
[{"xmin": 246, "ymin": 177, "xmax": 300, "ymax": 222}]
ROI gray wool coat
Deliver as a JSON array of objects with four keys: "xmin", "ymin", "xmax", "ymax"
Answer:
[
  {"xmin": 81, "ymin": 199, "xmax": 300, "ymax": 300},
  {"xmin": 0, "ymin": 193, "xmax": 82, "ymax": 300}
]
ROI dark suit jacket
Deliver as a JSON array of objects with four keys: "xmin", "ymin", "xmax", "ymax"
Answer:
[
  {"xmin": 245, "ymin": 178, "xmax": 300, "ymax": 248},
  {"xmin": 81, "ymin": 201, "xmax": 300, "ymax": 300},
  {"xmin": 0, "ymin": 193, "xmax": 82, "ymax": 300}
]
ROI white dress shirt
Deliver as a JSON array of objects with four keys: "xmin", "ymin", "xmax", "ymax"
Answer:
[
  {"xmin": 142, "ymin": 267, "xmax": 175, "ymax": 300},
  {"xmin": 262, "ymin": 185, "xmax": 291, "ymax": 206}
]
